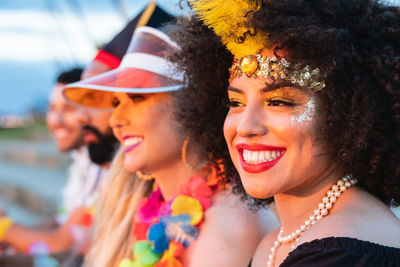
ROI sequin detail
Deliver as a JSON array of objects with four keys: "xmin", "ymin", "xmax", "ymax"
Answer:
[{"xmin": 230, "ymin": 55, "xmax": 326, "ymax": 92}]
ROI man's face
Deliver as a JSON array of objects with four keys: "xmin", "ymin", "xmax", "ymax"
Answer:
[
  {"xmin": 46, "ymin": 83, "xmax": 84, "ymax": 152},
  {"xmin": 80, "ymin": 109, "xmax": 119, "ymax": 165}
]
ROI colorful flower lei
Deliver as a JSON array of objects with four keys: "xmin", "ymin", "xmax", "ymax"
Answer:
[{"xmin": 118, "ymin": 175, "xmax": 217, "ymax": 267}]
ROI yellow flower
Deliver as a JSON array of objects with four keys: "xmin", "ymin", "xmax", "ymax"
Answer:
[
  {"xmin": 119, "ymin": 259, "xmax": 134, "ymax": 267},
  {"xmin": 171, "ymin": 196, "xmax": 203, "ymax": 225},
  {"xmin": 155, "ymin": 241, "xmax": 184, "ymax": 267}
]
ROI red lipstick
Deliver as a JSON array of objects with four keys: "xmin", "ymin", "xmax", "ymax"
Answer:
[{"xmin": 236, "ymin": 144, "xmax": 286, "ymax": 173}]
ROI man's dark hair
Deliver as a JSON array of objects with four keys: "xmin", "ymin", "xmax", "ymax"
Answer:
[{"xmin": 56, "ymin": 68, "xmax": 83, "ymax": 84}]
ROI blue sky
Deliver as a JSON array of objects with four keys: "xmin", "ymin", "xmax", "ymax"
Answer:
[{"xmin": 0, "ymin": 0, "xmax": 188, "ymax": 115}]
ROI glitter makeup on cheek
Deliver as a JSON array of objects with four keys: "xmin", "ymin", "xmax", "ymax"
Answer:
[{"xmin": 290, "ymin": 97, "xmax": 316, "ymax": 125}]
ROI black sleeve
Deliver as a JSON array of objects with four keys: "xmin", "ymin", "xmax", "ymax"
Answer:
[{"xmin": 280, "ymin": 237, "xmax": 400, "ymax": 267}]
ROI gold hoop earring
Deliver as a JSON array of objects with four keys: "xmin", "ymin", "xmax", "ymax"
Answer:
[
  {"xmin": 135, "ymin": 170, "xmax": 154, "ymax": 181},
  {"xmin": 181, "ymin": 137, "xmax": 207, "ymax": 170}
]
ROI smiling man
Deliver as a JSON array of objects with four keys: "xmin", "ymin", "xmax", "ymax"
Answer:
[
  {"xmin": 47, "ymin": 68, "xmax": 86, "ymax": 153},
  {"xmin": 47, "ymin": 68, "xmax": 116, "ymax": 225}
]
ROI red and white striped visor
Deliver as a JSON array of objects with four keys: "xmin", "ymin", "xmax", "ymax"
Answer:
[{"xmin": 63, "ymin": 26, "xmax": 184, "ymax": 109}]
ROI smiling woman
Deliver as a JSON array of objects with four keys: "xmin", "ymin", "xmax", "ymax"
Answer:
[
  {"xmin": 223, "ymin": 50, "xmax": 329, "ymax": 200},
  {"xmin": 183, "ymin": 0, "xmax": 400, "ymax": 266},
  {"xmin": 224, "ymin": 83, "xmax": 321, "ymax": 196},
  {"xmin": 109, "ymin": 92, "xmax": 182, "ymax": 175}
]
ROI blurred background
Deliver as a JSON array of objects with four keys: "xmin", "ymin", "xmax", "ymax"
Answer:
[{"xmin": 0, "ymin": 0, "xmax": 187, "ymax": 226}]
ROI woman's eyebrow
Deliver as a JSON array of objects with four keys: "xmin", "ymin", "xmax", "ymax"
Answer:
[
  {"xmin": 227, "ymin": 86, "xmax": 242, "ymax": 93},
  {"xmin": 260, "ymin": 81, "xmax": 300, "ymax": 93},
  {"xmin": 228, "ymin": 82, "xmax": 301, "ymax": 94}
]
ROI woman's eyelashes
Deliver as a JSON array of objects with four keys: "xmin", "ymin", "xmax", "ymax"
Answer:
[
  {"xmin": 111, "ymin": 94, "xmax": 146, "ymax": 108},
  {"xmin": 111, "ymin": 97, "xmax": 120, "ymax": 108},
  {"xmin": 227, "ymin": 98, "xmax": 296, "ymax": 108},
  {"xmin": 227, "ymin": 98, "xmax": 246, "ymax": 108},
  {"xmin": 266, "ymin": 99, "xmax": 296, "ymax": 107},
  {"xmin": 129, "ymin": 94, "xmax": 145, "ymax": 102}
]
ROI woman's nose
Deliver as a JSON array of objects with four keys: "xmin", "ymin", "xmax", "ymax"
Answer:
[
  {"xmin": 236, "ymin": 102, "xmax": 268, "ymax": 138},
  {"xmin": 109, "ymin": 104, "xmax": 129, "ymax": 129}
]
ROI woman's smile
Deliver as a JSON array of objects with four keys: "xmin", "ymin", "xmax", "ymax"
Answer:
[
  {"xmin": 236, "ymin": 143, "xmax": 286, "ymax": 173},
  {"xmin": 109, "ymin": 92, "xmax": 183, "ymax": 173},
  {"xmin": 122, "ymin": 134, "xmax": 144, "ymax": 153}
]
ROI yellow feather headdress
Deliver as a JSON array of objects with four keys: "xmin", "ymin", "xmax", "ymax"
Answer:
[{"xmin": 189, "ymin": 0, "xmax": 267, "ymax": 58}]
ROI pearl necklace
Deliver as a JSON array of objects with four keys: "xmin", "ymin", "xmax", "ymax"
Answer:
[{"xmin": 266, "ymin": 175, "xmax": 357, "ymax": 267}]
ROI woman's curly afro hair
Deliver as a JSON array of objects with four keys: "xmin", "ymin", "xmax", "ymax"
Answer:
[
  {"xmin": 167, "ymin": 17, "xmax": 232, "ymax": 180},
  {"xmin": 169, "ymin": 0, "xmax": 400, "ymax": 207},
  {"xmin": 243, "ymin": 0, "xmax": 400, "ymax": 206}
]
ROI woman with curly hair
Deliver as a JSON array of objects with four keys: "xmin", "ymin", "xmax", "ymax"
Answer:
[
  {"xmin": 63, "ymin": 25, "xmax": 277, "ymax": 266},
  {"xmin": 171, "ymin": 0, "xmax": 400, "ymax": 265}
]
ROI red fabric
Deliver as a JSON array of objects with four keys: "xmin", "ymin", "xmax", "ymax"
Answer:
[
  {"xmin": 93, "ymin": 50, "xmax": 121, "ymax": 69},
  {"xmin": 80, "ymin": 212, "xmax": 93, "ymax": 227}
]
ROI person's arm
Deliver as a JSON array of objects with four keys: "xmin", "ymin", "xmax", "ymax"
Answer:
[
  {"xmin": 2, "ymin": 207, "xmax": 86, "ymax": 253},
  {"xmin": 29, "ymin": 218, "xmax": 59, "ymax": 231}
]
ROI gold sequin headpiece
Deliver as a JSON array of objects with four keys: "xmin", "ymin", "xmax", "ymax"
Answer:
[
  {"xmin": 190, "ymin": 0, "xmax": 326, "ymax": 91},
  {"xmin": 230, "ymin": 54, "xmax": 326, "ymax": 92}
]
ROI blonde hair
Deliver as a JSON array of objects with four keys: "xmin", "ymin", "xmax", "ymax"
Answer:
[{"xmin": 85, "ymin": 147, "xmax": 153, "ymax": 266}]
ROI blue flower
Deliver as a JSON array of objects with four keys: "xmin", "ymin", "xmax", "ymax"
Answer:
[
  {"xmin": 163, "ymin": 215, "xmax": 199, "ymax": 247},
  {"xmin": 147, "ymin": 221, "xmax": 170, "ymax": 254}
]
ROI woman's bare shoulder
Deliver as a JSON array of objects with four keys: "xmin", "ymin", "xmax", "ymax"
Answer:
[
  {"xmin": 209, "ymin": 189, "xmax": 279, "ymax": 238},
  {"xmin": 301, "ymin": 187, "xmax": 400, "ymax": 248},
  {"xmin": 251, "ymin": 228, "xmax": 280, "ymax": 267},
  {"xmin": 185, "ymin": 190, "xmax": 279, "ymax": 267}
]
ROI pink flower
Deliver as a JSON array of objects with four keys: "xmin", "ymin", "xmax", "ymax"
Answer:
[
  {"xmin": 179, "ymin": 176, "xmax": 213, "ymax": 209},
  {"xmin": 136, "ymin": 188, "xmax": 165, "ymax": 224}
]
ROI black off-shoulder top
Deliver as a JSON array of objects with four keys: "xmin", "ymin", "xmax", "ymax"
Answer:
[{"xmin": 249, "ymin": 237, "xmax": 400, "ymax": 267}]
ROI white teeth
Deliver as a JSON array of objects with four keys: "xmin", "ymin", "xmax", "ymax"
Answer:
[
  {"xmin": 243, "ymin": 149, "xmax": 250, "ymax": 161},
  {"xmin": 124, "ymin": 137, "xmax": 143, "ymax": 147},
  {"xmin": 265, "ymin": 151, "xmax": 271, "ymax": 161},
  {"xmin": 242, "ymin": 149, "xmax": 285, "ymax": 164},
  {"xmin": 251, "ymin": 152, "xmax": 258, "ymax": 162},
  {"xmin": 259, "ymin": 151, "xmax": 266, "ymax": 161}
]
